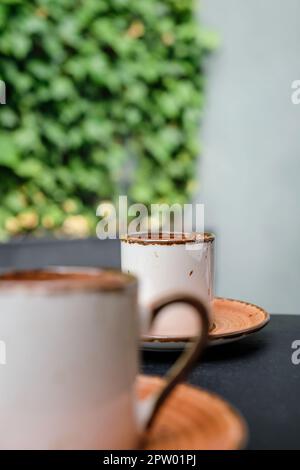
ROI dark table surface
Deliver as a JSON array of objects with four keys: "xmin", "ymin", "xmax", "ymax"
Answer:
[
  {"xmin": 143, "ymin": 315, "xmax": 300, "ymax": 450},
  {"xmin": 0, "ymin": 238, "xmax": 300, "ymax": 450}
]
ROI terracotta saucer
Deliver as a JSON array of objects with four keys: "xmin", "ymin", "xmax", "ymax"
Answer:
[
  {"xmin": 142, "ymin": 297, "xmax": 270, "ymax": 351},
  {"xmin": 138, "ymin": 375, "xmax": 247, "ymax": 450}
]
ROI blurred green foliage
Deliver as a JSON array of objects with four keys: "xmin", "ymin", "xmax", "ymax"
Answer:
[{"xmin": 0, "ymin": 0, "xmax": 215, "ymax": 240}]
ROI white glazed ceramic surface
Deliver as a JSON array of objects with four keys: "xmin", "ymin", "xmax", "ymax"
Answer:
[
  {"xmin": 121, "ymin": 234, "xmax": 214, "ymax": 335},
  {"xmin": 0, "ymin": 272, "xmax": 139, "ymax": 450},
  {"xmin": 0, "ymin": 268, "xmax": 211, "ymax": 450}
]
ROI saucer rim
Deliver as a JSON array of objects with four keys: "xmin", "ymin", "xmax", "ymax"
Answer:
[
  {"xmin": 142, "ymin": 297, "xmax": 270, "ymax": 344},
  {"xmin": 139, "ymin": 374, "xmax": 248, "ymax": 450}
]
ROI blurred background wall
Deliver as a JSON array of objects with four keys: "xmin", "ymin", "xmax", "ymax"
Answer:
[
  {"xmin": 1, "ymin": 0, "xmax": 299, "ymax": 315},
  {"xmin": 198, "ymin": 0, "xmax": 300, "ymax": 314}
]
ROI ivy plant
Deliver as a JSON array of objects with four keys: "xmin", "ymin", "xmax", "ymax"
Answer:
[{"xmin": 0, "ymin": 0, "xmax": 215, "ymax": 240}]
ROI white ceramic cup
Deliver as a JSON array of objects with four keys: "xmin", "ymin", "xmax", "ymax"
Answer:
[
  {"xmin": 121, "ymin": 232, "xmax": 215, "ymax": 337},
  {"xmin": 0, "ymin": 268, "xmax": 209, "ymax": 450}
]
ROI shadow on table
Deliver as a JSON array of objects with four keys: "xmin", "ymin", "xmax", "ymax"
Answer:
[{"xmin": 142, "ymin": 329, "xmax": 271, "ymax": 366}]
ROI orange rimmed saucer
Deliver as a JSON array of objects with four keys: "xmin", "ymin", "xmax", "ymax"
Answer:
[
  {"xmin": 138, "ymin": 375, "xmax": 247, "ymax": 450},
  {"xmin": 142, "ymin": 297, "xmax": 270, "ymax": 351}
]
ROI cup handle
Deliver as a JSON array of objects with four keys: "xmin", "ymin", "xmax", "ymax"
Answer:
[{"xmin": 137, "ymin": 294, "xmax": 209, "ymax": 430}]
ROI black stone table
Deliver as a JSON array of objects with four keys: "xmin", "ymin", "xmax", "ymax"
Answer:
[
  {"xmin": 1, "ymin": 238, "xmax": 299, "ymax": 450},
  {"xmin": 143, "ymin": 315, "xmax": 300, "ymax": 450}
]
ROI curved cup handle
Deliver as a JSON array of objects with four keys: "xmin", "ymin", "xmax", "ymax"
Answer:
[{"xmin": 138, "ymin": 294, "xmax": 209, "ymax": 430}]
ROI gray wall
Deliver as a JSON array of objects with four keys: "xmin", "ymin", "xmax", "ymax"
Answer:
[{"xmin": 198, "ymin": 0, "xmax": 300, "ymax": 314}]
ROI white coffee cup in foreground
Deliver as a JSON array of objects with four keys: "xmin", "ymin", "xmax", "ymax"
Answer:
[{"xmin": 0, "ymin": 268, "xmax": 209, "ymax": 449}]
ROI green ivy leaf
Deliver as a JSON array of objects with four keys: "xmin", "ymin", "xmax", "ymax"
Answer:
[
  {"xmin": 15, "ymin": 159, "xmax": 44, "ymax": 178},
  {"xmin": 0, "ymin": 133, "xmax": 19, "ymax": 169},
  {"xmin": 0, "ymin": 0, "xmax": 215, "ymax": 238}
]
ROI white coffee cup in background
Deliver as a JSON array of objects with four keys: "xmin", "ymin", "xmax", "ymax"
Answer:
[{"xmin": 121, "ymin": 232, "xmax": 215, "ymax": 337}]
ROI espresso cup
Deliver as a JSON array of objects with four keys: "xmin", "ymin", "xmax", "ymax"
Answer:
[
  {"xmin": 121, "ymin": 232, "xmax": 215, "ymax": 336},
  {"xmin": 0, "ymin": 268, "xmax": 209, "ymax": 449}
]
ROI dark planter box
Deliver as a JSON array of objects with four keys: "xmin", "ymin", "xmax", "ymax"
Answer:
[{"xmin": 0, "ymin": 238, "xmax": 120, "ymax": 271}]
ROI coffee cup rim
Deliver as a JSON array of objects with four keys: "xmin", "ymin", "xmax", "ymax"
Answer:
[
  {"xmin": 0, "ymin": 267, "xmax": 137, "ymax": 294},
  {"xmin": 120, "ymin": 232, "xmax": 215, "ymax": 245}
]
